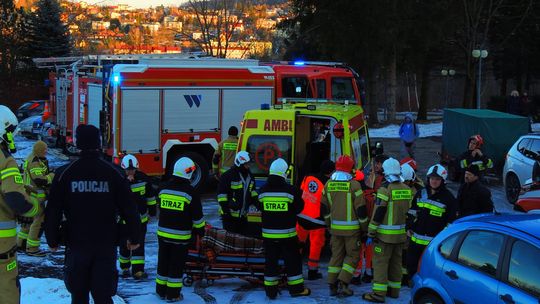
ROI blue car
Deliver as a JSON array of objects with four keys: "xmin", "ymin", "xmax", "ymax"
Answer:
[{"xmin": 411, "ymin": 213, "xmax": 540, "ymax": 304}]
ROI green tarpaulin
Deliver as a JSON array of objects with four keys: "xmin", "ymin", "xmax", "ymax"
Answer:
[{"xmin": 442, "ymin": 108, "xmax": 530, "ymax": 167}]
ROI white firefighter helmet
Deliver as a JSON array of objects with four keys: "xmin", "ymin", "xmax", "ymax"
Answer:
[
  {"xmin": 401, "ymin": 163, "xmax": 416, "ymax": 182},
  {"xmin": 0, "ymin": 105, "xmax": 18, "ymax": 152},
  {"xmin": 173, "ymin": 157, "xmax": 196, "ymax": 179},
  {"xmin": 382, "ymin": 158, "xmax": 401, "ymax": 176},
  {"xmin": 269, "ymin": 158, "xmax": 289, "ymax": 179},
  {"xmin": 426, "ymin": 164, "xmax": 448, "ymax": 181},
  {"xmin": 234, "ymin": 151, "xmax": 251, "ymax": 167},
  {"xmin": 121, "ymin": 154, "xmax": 139, "ymax": 170}
]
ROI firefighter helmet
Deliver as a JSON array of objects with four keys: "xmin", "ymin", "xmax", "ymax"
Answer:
[
  {"xmin": 469, "ymin": 134, "xmax": 484, "ymax": 147},
  {"xmin": 382, "ymin": 158, "xmax": 401, "ymax": 176},
  {"xmin": 0, "ymin": 105, "xmax": 18, "ymax": 153},
  {"xmin": 401, "ymin": 163, "xmax": 416, "ymax": 182},
  {"xmin": 173, "ymin": 157, "xmax": 196, "ymax": 179},
  {"xmin": 400, "ymin": 157, "xmax": 417, "ymax": 171},
  {"xmin": 234, "ymin": 151, "xmax": 251, "ymax": 167},
  {"xmin": 336, "ymin": 155, "xmax": 354, "ymax": 173},
  {"xmin": 427, "ymin": 164, "xmax": 448, "ymax": 181},
  {"xmin": 121, "ymin": 154, "xmax": 139, "ymax": 170},
  {"xmin": 269, "ymin": 158, "xmax": 289, "ymax": 179}
]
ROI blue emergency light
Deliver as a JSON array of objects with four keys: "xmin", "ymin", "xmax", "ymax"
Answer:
[
  {"xmin": 293, "ymin": 61, "xmax": 305, "ymax": 66},
  {"xmin": 113, "ymin": 75, "xmax": 120, "ymax": 84},
  {"xmin": 260, "ymin": 103, "xmax": 270, "ymax": 110}
]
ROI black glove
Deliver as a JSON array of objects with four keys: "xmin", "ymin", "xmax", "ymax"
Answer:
[{"xmin": 17, "ymin": 216, "xmax": 33, "ymax": 225}]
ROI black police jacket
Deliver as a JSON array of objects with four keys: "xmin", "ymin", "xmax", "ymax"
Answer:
[{"xmin": 457, "ymin": 179, "xmax": 494, "ymax": 218}]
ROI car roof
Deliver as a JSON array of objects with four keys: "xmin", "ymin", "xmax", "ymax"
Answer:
[{"xmin": 456, "ymin": 213, "xmax": 540, "ymax": 239}]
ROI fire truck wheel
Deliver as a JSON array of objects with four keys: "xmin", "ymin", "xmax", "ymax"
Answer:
[{"xmin": 173, "ymin": 151, "xmax": 208, "ymax": 192}]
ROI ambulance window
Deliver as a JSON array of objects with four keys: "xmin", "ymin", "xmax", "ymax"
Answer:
[
  {"xmin": 331, "ymin": 77, "xmax": 356, "ymax": 101},
  {"xmin": 246, "ymin": 136, "xmax": 292, "ymax": 176},
  {"xmin": 282, "ymin": 77, "xmax": 312, "ymax": 98},
  {"xmin": 315, "ymin": 79, "xmax": 326, "ymax": 98}
]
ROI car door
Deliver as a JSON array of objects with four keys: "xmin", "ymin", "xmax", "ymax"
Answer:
[
  {"xmin": 497, "ymin": 239, "xmax": 540, "ymax": 304},
  {"xmin": 440, "ymin": 230, "xmax": 505, "ymax": 304},
  {"xmin": 518, "ymin": 138, "xmax": 540, "ymax": 185}
]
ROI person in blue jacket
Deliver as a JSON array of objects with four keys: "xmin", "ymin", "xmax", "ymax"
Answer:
[{"xmin": 399, "ymin": 113, "xmax": 420, "ymax": 159}]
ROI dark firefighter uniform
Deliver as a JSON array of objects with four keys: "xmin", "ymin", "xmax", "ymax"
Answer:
[
  {"xmin": 365, "ymin": 181, "xmax": 412, "ymax": 302},
  {"xmin": 0, "ymin": 148, "xmax": 39, "ymax": 304},
  {"xmin": 119, "ymin": 171, "xmax": 157, "ymax": 277},
  {"xmin": 217, "ymin": 166, "xmax": 258, "ymax": 234},
  {"xmin": 18, "ymin": 141, "xmax": 54, "ymax": 254},
  {"xmin": 258, "ymin": 175, "xmax": 309, "ymax": 298},
  {"xmin": 156, "ymin": 176, "xmax": 205, "ymax": 300},
  {"xmin": 321, "ymin": 175, "xmax": 369, "ymax": 295},
  {"xmin": 212, "ymin": 135, "xmax": 238, "ymax": 177},
  {"xmin": 406, "ymin": 186, "xmax": 457, "ymax": 277}
]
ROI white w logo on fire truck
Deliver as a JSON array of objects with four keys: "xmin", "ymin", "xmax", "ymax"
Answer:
[{"xmin": 184, "ymin": 95, "xmax": 202, "ymax": 108}]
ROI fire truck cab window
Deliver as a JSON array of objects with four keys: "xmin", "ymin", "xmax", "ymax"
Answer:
[
  {"xmin": 282, "ymin": 77, "xmax": 312, "ymax": 98},
  {"xmin": 315, "ymin": 79, "xmax": 326, "ymax": 98},
  {"xmin": 332, "ymin": 77, "xmax": 356, "ymax": 101}
]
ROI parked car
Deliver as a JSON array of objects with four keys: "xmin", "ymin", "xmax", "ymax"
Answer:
[
  {"xmin": 411, "ymin": 213, "xmax": 540, "ymax": 304},
  {"xmin": 503, "ymin": 134, "xmax": 540, "ymax": 203},
  {"xmin": 15, "ymin": 100, "xmax": 45, "ymax": 121},
  {"xmin": 16, "ymin": 115, "xmax": 42, "ymax": 139}
]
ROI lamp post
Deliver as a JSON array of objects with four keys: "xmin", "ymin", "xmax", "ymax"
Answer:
[
  {"xmin": 441, "ymin": 69, "xmax": 456, "ymax": 108},
  {"xmin": 472, "ymin": 49, "xmax": 488, "ymax": 109}
]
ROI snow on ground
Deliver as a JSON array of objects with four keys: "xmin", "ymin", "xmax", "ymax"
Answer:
[
  {"xmin": 369, "ymin": 122, "xmax": 442, "ymax": 138},
  {"xmin": 532, "ymin": 123, "xmax": 540, "ymax": 132},
  {"xmin": 12, "ymin": 135, "xmax": 69, "ymax": 169}
]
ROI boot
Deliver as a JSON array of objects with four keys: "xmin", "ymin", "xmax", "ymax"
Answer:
[
  {"xmin": 26, "ymin": 249, "xmax": 47, "ymax": 257},
  {"xmin": 362, "ymin": 292, "xmax": 386, "ymax": 303},
  {"xmin": 401, "ymin": 274, "xmax": 409, "ymax": 287},
  {"xmin": 329, "ymin": 283, "xmax": 338, "ymax": 296},
  {"xmin": 133, "ymin": 271, "xmax": 149, "ymax": 280},
  {"xmin": 362, "ymin": 270, "xmax": 373, "ymax": 283},
  {"xmin": 307, "ymin": 269, "xmax": 322, "ymax": 280},
  {"xmin": 337, "ymin": 280, "xmax": 354, "ymax": 298},
  {"xmin": 290, "ymin": 287, "xmax": 311, "ymax": 297},
  {"xmin": 166, "ymin": 293, "xmax": 183, "ymax": 302},
  {"xmin": 350, "ymin": 275, "xmax": 362, "ymax": 285},
  {"xmin": 121, "ymin": 269, "xmax": 131, "ymax": 278},
  {"xmin": 265, "ymin": 286, "xmax": 278, "ymax": 300},
  {"xmin": 17, "ymin": 240, "xmax": 27, "ymax": 253}
]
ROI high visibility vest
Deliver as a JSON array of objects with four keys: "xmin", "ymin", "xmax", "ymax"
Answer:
[{"xmin": 300, "ymin": 176, "xmax": 324, "ymax": 219}]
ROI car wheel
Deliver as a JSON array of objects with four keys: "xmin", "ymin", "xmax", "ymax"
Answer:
[
  {"xmin": 417, "ymin": 293, "xmax": 443, "ymax": 304},
  {"xmin": 505, "ymin": 173, "xmax": 521, "ymax": 204}
]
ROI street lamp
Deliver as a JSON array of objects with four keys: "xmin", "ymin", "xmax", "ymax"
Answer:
[
  {"xmin": 472, "ymin": 49, "xmax": 488, "ymax": 109},
  {"xmin": 441, "ymin": 69, "xmax": 456, "ymax": 108}
]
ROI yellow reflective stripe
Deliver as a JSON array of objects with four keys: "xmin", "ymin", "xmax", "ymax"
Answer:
[
  {"xmin": 460, "ymin": 159, "xmax": 468, "ymax": 168},
  {"xmin": 376, "ymin": 192, "xmax": 389, "ymax": 201},
  {"xmin": 230, "ymin": 183, "xmax": 243, "ymax": 190},
  {"xmin": 368, "ymin": 223, "xmax": 379, "ymax": 230},
  {"xmin": 328, "ymin": 266, "xmax": 341, "ymax": 274},
  {"xmin": 388, "ymin": 281, "xmax": 401, "ymax": 289},
  {"xmin": 342, "ymin": 263, "xmax": 355, "ymax": 274},
  {"xmin": 18, "ymin": 231, "xmax": 28, "ymax": 239},
  {"xmin": 131, "ymin": 260, "xmax": 145, "ymax": 265},
  {"xmin": 159, "ymin": 194, "xmax": 190, "ymax": 203},
  {"xmin": 156, "ymin": 278, "xmax": 167, "ymax": 285},
  {"xmin": 326, "ymin": 192, "xmax": 332, "ymax": 207},
  {"xmin": 486, "ymin": 159, "xmax": 493, "ymax": 168},
  {"xmin": 388, "ymin": 200, "xmax": 393, "ymax": 225},
  {"xmin": 118, "ymin": 257, "xmax": 130, "ymax": 263},
  {"xmin": 131, "ymin": 186, "xmax": 145, "ymax": 193},
  {"xmin": 346, "ymin": 193, "xmax": 352, "ymax": 222},
  {"xmin": 411, "ymin": 236, "xmax": 430, "ymax": 245},
  {"xmin": 22, "ymin": 201, "xmax": 39, "ymax": 217},
  {"xmin": 157, "ymin": 231, "xmax": 191, "ymax": 240},
  {"xmin": 327, "ymin": 181, "xmax": 350, "ymax": 192},
  {"xmin": 27, "ymin": 239, "xmax": 41, "ymax": 246},
  {"xmin": 223, "ymin": 143, "xmax": 238, "ymax": 150},
  {"xmin": 147, "ymin": 199, "xmax": 157, "ymax": 206},
  {"xmin": 377, "ymin": 228, "xmax": 406, "ymax": 235},
  {"xmin": 287, "ymin": 276, "xmax": 304, "ymax": 285},
  {"xmin": 193, "ymin": 219, "xmax": 206, "ymax": 228},
  {"xmin": 30, "ymin": 192, "xmax": 46, "ymax": 198},
  {"xmin": 230, "ymin": 210, "xmax": 241, "ymax": 217},
  {"xmin": 264, "ymin": 280, "xmax": 279, "ymax": 286},
  {"xmin": 0, "ymin": 228, "xmax": 17, "ymax": 238},
  {"xmin": 354, "ymin": 189, "xmax": 363, "ymax": 197},
  {"xmin": 373, "ymin": 283, "xmax": 388, "ymax": 291},
  {"xmin": 167, "ymin": 281, "xmax": 183, "ymax": 288},
  {"xmin": 391, "ymin": 189, "xmax": 412, "ymax": 200}
]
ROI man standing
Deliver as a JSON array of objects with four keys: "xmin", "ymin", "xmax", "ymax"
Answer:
[
  {"xmin": 457, "ymin": 134, "xmax": 493, "ymax": 180},
  {"xmin": 259, "ymin": 158, "xmax": 310, "ymax": 299},
  {"xmin": 297, "ymin": 160, "xmax": 335, "ymax": 280},
  {"xmin": 406, "ymin": 164, "xmax": 457, "ymax": 279},
  {"xmin": 17, "ymin": 140, "xmax": 54, "ymax": 256},
  {"xmin": 321, "ymin": 155, "xmax": 368, "ymax": 297},
  {"xmin": 212, "ymin": 126, "xmax": 239, "ymax": 179},
  {"xmin": 0, "ymin": 105, "xmax": 40, "ymax": 304},
  {"xmin": 363, "ymin": 158, "xmax": 413, "ymax": 303},
  {"xmin": 457, "ymin": 164, "xmax": 494, "ymax": 218},
  {"xmin": 398, "ymin": 113, "xmax": 419, "ymax": 159},
  {"xmin": 45, "ymin": 124, "xmax": 141, "ymax": 304},
  {"xmin": 217, "ymin": 151, "xmax": 258, "ymax": 234},
  {"xmin": 156, "ymin": 157, "xmax": 205, "ymax": 302},
  {"xmin": 118, "ymin": 154, "xmax": 157, "ymax": 280}
]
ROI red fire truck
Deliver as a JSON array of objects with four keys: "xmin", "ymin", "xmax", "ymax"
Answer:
[{"xmin": 35, "ymin": 56, "xmax": 363, "ymax": 190}]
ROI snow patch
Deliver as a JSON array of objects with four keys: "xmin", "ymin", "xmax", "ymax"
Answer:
[
  {"xmin": 369, "ymin": 122, "xmax": 442, "ymax": 138},
  {"xmin": 532, "ymin": 123, "xmax": 540, "ymax": 132}
]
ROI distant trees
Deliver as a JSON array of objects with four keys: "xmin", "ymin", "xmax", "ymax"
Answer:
[{"xmin": 28, "ymin": 0, "xmax": 71, "ymax": 58}]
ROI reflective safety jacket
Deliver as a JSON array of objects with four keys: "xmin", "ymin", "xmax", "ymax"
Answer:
[
  {"xmin": 258, "ymin": 175, "xmax": 304, "ymax": 239},
  {"xmin": 320, "ymin": 176, "xmax": 368, "ymax": 236},
  {"xmin": 23, "ymin": 152, "xmax": 54, "ymax": 203},
  {"xmin": 157, "ymin": 176, "xmax": 205, "ymax": 242},
  {"xmin": 458, "ymin": 149, "xmax": 493, "ymax": 172},
  {"xmin": 217, "ymin": 166, "xmax": 258, "ymax": 219},
  {"xmin": 124, "ymin": 171, "xmax": 156, "ymax": 224},
  {"xmin": 212, "ymin": 136, "xmax": 238, "ymax": 175},
  {"xmin": 368, "ymin": 181, "xmax": 412, "ymax": 244},
  {"xmin": 297, "ymin": 174, "xmax": 328, "ymax": 230},
  {"xmin": 407, "ymin": 185, "xmax": 457, "ymax": 246},
  {"xmin": 0, "ymin": 148, "xmax": 37, "ymax": 253}
]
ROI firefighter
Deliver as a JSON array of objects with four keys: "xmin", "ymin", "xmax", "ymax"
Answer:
[
  {"xmin": 156, "ymin": 157, "xmax": 205, "ymax": 302},
  {"xmin": 457, "ymin": 134, "xmax": 493, "ymax": 180},
  {"xmin": 259, "ymin": 158, "xmax": 310, "ymax": 299},
  {"xmin": 118, "ymin": 154, "xmax": 157, "ymax": 280},
  {"xmin": 212, "ymin": 126, "xmax": 239, "ymax": 179},
  {"xmin": 217, "ymin": 151, "xmax": 258, "ymax": 235},
  {"xmin": 296, "ymin": 160, "xmax": 335, "ymax": 280},
  {"xmin": 0, "ymin": 105, "xmax": 40, "ymax": 304},
  {"xmin": 362, "ymin": 158, "xmax": 413, "ymax": 303},
  {"xmin": 321, "ymin": 155, "xmax": 368, "ymax": 297},
  {"xmin": 45, "ymin": 124, "xmax": 141, "ymax": 304},
  {"xmin": 406, "ymin": 164, "xmax": 457, "ymax": 279},
  {"xmin": 16, "ymin": 140, "xmax": 54, "ymax": 256}
]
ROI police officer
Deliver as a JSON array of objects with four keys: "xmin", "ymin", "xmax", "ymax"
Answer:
[
  {"xmin": 0, "ymin": 105, "xmax": 40, "ymax": 304},
  {"xmin": 406, "ymin": 164, "xmax": 457, "ymax": 279},
  {"xmin": 297, "ymin": 160, "xmax": 334, "ymax": 280},
  {"xmin": 118, "ymin": 154, "xmax": 157, "ymax": 280},
  {"xmin": 212, "ymin": 126, "xmax": 239, "ymax": 178},
  {"xmin": 321, "ymin": 155, "xmax": 368, "ymax": 297},
  {"xmin": 17, "ymin": 140, "xmax": 54, "ymax": 256},
  {"xmin": 217, "ymin": 151, "xmax": 258, "ymax": 234},
  {"xmin": 363, "ymin": 158, "xmax": 413, "ymax": 303},
  {"xmin": 259, "ymin": 158, "xmax": 310, "ymax": 299},
  {"xmin": 156, "ymin": 157, "xmax": 205, "ymax": 302},
  {"xmin": 45, "ymin": 124, "xmax": 141, "ymax": 304}
]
